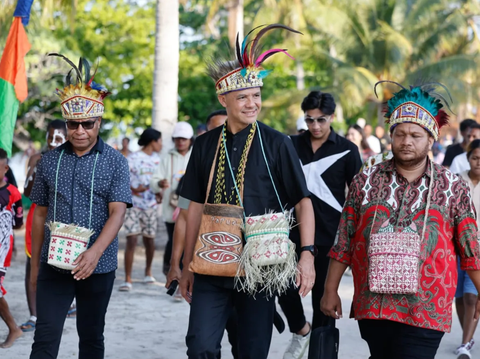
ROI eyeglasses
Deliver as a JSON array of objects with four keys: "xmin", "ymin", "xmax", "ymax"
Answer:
[
  {"xmin": 65, "ymin": 118, "xmax": 98, "ymax": 130},
  {"xmin": 305, "ymin": 116, "xmax": 331, "ymax": 125}
]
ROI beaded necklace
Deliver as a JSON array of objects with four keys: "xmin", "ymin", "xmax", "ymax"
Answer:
[{"xmin": 214, "ymin": 121, "xmax": 257, "ymax": 205}]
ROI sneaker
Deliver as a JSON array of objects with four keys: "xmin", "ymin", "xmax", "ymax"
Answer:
[
  {"xmin": 455, "ymin": 340, "xmax": 475, "ymax": 355},
  {"xmin": 468, "ymin": 339, "xmax": 475, "ymax": 351},
  {"xmin": 457, "ymin": 346, "xmax": 472, "ymax": 359},
  {"xmin": 283, "ymin": 330, "xmax": 311, "ymax": 359}
]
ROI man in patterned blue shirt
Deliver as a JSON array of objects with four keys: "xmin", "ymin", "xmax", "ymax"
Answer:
[{"xmin": 29, "ymin": 56, "xmax": 132, "ymax": 359}]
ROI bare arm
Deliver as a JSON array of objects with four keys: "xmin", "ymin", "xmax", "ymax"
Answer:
[
  {"xmin": 30, "ymin": 205, "xmax": 48, "ymax": 289},
  {"xmin": 72, "ymin": 201, "xmax": 127, "ymax": 280},
  {"xmin": 321, "ymin": 259, "xmax": 349, "ymax": 319},
  {"xmin": 182, "ymin": 201, "xmax": 204, "ymax": 266},
  {"xmin": 294, "ymin": 197, "xmax": 316, "ymax": 297},
  {"xmin": 180, "ymin": 201, "xmax": 204, "ymax": 302},
  {"xmin": 24, "ymin": 154, "xmax": 41, "ymax": 198},
  {"xmin": 171, "ymin": 209, "xmax": 187, "ymax": 268},
  {"xmin": 166, "ymin": 209, "xmax": 188, "ymax": 288}
]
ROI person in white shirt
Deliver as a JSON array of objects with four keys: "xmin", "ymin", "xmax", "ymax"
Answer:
[
  {"xmin": 363, "ymin": 124, "xmax": 382, "ymax": 154},
  {"xmin": 120, "ymin": 128, "xmax": 162, "ymax": 291},
  {"xmin": 150, "ymin": 122, "xmax": 194, "ymax": 275},
  {"xmin": 450, "ymin": 124, "xmax": 480, "ymax": 174},
  {"xmin": 455, "ymin": 139, "xmax": 480, "ymax": 359}
]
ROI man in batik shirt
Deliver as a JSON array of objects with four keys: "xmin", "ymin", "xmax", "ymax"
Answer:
[{"xmin": 321, "ymin": 83, "xmax": 480, "ymax": 359}]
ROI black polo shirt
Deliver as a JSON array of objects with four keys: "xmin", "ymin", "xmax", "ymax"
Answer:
[
  {"xmin": 181, "ymin": 122, "xmax": 310, "ymax": 216},
  {"xmin": 442, "ymin": 143, "xmax": 463, "ymax": 167},
  {"xmin": 290, "ymin": 129, "xmax": 362, "ymax": 247}
]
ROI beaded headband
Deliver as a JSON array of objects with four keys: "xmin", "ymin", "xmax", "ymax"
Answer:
[
  {"xmin": 49, "ymin": 53, "xmax": 110, "ymax": 119},
  {"xmin": 210, "ymin": 24, "xmax": 302, "ymax": 95}
]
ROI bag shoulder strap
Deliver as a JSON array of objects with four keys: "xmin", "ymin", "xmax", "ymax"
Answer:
[
  {"xmin": 204, "ymin": 134, "xmax": 223, "ymax": 205},
  {"xmin": 223, "ymin": 123, "xmax": 255, "ymax": 209},
  {"xmin": 370, "ymin": 160, "xmax": 433, "ymax": 239}
]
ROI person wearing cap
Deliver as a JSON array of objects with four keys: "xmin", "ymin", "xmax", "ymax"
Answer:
[
  {"xmin": 296, "ymin": 117, "xmax": 308, "ymax": 134},
  {"xmin": 119, "ymin": 128, "xmax": 162, "ymax": 291},
  {"xmin": 29, "ymin": 55, "xmax": 132, "ymax": 359},
  {"xmin": 150, "ymin": 121, "xmax": 194, "ymax": 275},
  {"xmin": 321, "ymin": 82, "xmax": 480, "ymax": 358}
]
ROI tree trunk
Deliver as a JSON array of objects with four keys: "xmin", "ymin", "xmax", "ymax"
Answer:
[
  {"xmin": 152, "ymin": 0, "xmax": 179, "ymax": 153},
  {"xmin": 227, "ymin": 0, "xmax": 244, "ymax": 50}
]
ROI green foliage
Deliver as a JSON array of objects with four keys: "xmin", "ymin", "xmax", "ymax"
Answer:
[{"xmin": 2, "ymin": 0, "xmax": 480, "ymax": 147}]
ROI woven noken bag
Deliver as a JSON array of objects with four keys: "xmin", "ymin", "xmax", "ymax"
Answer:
[
  {"xmin": 189, "ymin": 132, "xmax": 251, "ymax": 277},
  {"xmin": 367, "ymin": 160, "xmax": 433, "ymax": 295}
]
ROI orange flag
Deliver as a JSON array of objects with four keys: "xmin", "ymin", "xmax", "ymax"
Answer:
[{"xmin": 0, "ymin": 17, "xmax": 31, "ymax": 102}]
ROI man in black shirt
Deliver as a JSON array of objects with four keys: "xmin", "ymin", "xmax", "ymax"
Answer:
[
  {"xmin": 179, "ymin": 24, "xmax": 315, "ymax": 359},
  {"xmin": 443, "ymin": 118, "xmax": 477, "ymax": 168},
  {"xmin": 279, "ymin": 91, "xmax": 362, "ymax": 359}
]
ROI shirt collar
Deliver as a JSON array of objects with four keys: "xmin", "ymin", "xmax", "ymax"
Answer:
[
  {"xmin": 225, "ymin": 123, "xmax": 253, "ymax": 139},
  {"xmin": 57, "ymin": 137, "xmax": 104, "ymax": 155},
  {"xmin": 380, "ymin": 157, "xmax": 433, "ymax": 178},
  {"xmin": 302, "ymin": 127, "xmax": 337, "ymax": 145}
]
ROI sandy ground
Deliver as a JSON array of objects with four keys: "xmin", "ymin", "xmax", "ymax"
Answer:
[{"xmin": 0, "ymin": 223, "xmax": 476, "ymax": 359}]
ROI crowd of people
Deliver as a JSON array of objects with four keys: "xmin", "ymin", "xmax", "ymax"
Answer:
[{"xmin": 0, "ymin": 23, "xmax": 480, "ymax": 359}]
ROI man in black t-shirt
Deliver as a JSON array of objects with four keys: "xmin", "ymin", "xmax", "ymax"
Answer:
[
  {"xmin": 179, "ymin": 24, "xmax": 315, "ymax": 359},
  {"xmin": 443, "ymin": 118, "xmax": 477, "ymax": 168},
  {"xmin": 279, "ymin": 91, "xmax": 362, "ymax": 359}
]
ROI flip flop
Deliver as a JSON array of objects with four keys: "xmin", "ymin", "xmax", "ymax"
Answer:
[
  {"xmin": 143, "ymin": 276, "xmax": 156, "ymax": 284},
  {"xmin": 20, "ymin": 320, "xmax": 36, "ymax": 332},
  {"xmin": 119, "ymin": 282, "xmax": 132, "ymax": 291}
]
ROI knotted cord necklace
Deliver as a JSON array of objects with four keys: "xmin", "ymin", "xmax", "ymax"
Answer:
[{"xmin": 214, "ymin": 121, "xmax": 257, "ymax": 205}]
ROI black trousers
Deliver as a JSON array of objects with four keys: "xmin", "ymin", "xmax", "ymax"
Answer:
[
  {"xmin": 358, "ymin": 319, "xmax": 444, "ymax": 359},
  {"xmin": 164, "ymin": 222, "xmax": 176, "ymax": 270},
  {"xmin": 186, "ymin": 274, "xmax": 275, "ymax": 359},
  {"xmin": 30, "ymin": 263, "xmax": 115, "ymax": 359},
  {"xmin": 278, "ymin": 245, "xmax": 331, "ymax": 332}
]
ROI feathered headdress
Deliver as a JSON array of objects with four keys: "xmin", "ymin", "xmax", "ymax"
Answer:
[
  {"xmin": 49, "ymin": 53, "xmax": 110, "ymax": 120},
  {"xmin": 374, "ymin": 81, "xmax": 451, "ymax": 141},
  {"xmin": 208, "ymin": 24, "xmax": 302, "ymax": 95}
]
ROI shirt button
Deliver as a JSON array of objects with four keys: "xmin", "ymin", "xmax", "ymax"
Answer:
[
  {"xmin": 233, "ymin": 147, "xmax": 237, "ymax": 151},
  {"xmin": 232, "ymin": 167, "xmax": 236, "ymax": 171}
]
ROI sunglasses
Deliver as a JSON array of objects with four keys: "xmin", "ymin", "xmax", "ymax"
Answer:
[
  {"xmin": 65, "ymin": 118, "xmax": 98, "ymax": 130},
  {"xmin": 305, "ymin": 116, "xmax": 331, "ymax": 125}
]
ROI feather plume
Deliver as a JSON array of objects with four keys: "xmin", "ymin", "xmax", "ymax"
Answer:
[
  {"xmin": 235, "ymin": 33, "xmax": 243, "ymax": 68},
  {"xmin": 255, "ymin": 49, "xmax": 293, "ymax": 67},
  {"xmin": 49, "ymin": 53, "xmax": 82, "ymax": 84},
  {"xmin": 374, "ymin": 80, "xmax": 407, "ymax": 99},
  {"xmin": 248, "ymin": 24, "xmax": 302, "ymax": 65},
  {"xmin": 435, "ymin": 109, "xmax": 449, "ymax": 129}
]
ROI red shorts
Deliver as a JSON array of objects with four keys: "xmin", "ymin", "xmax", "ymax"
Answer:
[{"xmin": 0, "ymin": 268, "xmax": 6, "ymax": 298}]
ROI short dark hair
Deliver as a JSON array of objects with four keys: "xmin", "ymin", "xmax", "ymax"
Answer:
[
  {"xmin": 301, "ymin": 91, "xmax": 336, "ymax": 115},
  {"xmin": 460, "ymin": 119, "xmax": 477, "ymax": 133},
  {"xmin": 123, "ymin": 137, "xmax": 130, "ymax": 143},
  {"xmin": 47, "ymin": 119, "xmax": 67, "ymax": 133},
  {"xmin": 469, "ymin": 123, "xmax": 480, "ymax": 132},
  {"xmin": 0, "ymin": 148, "xmax": 7, "ymax": 162},
  {"xmin": 467, "ymin": 139, "xmax": 480, "ymax": 159},
  {"xmin": 138, "ymin": 128, "xmax": 161, "ymax": 147},
  {"xmin": 206, "ymin": 110, "xmax": 228, "ymax": 125}
]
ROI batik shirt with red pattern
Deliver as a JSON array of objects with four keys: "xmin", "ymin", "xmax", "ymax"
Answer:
[
  {"xmin": 0, "ymin": 184, "xmax": 23, "ymax": 268},
  {"xmin": 329, "ymin": 158, "xmax": 480, "ymax": 333}
]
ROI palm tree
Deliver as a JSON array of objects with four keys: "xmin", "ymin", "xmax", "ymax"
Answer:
[
  {"xmin": 204, "ymin": 0, "xmax": 244, "ymax": 50},
  {"xmin": 302, "ymin": 0, "xmax": 479, "ymax": 123},
  {"xmin": 152, "ymin": 0, "xmax": 180, "ymax": 151}
]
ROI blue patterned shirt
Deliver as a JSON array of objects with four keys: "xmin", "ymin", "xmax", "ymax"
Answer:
[{"xmin": 30, "ymin": 137, "xmax": 132, "ymax": 273}]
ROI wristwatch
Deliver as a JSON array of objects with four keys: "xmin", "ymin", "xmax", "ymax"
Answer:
[{"xmin": 300, "ymin": 245, "xmax": 318, "ymax": 257}]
